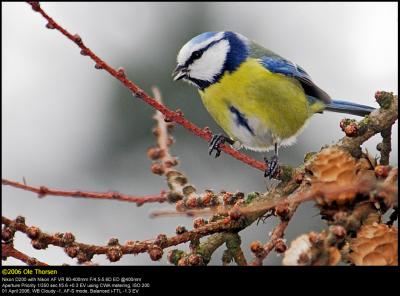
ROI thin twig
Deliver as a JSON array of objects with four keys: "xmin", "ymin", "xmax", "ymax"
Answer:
[
  {"xmin": 2, "ymin": 243, "xmax": 48, "ymax": 266},
  {"xmin": 2, "ymin": 179, "xmax": 167, "ymax": 206},
  {"xmin": 151, "ymin": 86, "xmax": 178, "ymax": 174}
]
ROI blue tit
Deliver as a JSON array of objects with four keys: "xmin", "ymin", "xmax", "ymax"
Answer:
[{"xmin": 172, "ymin": 31, "xmax": 375, "ymax": 177}]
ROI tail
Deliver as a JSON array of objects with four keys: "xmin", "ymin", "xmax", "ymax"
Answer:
[{"xmin": 325, "ymin": 100, "xmax": 375, "ymax": 117}]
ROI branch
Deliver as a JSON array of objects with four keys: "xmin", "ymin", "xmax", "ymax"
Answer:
[
  {"xmin": 2, "ymin": 243, "xmax": 48, "ymax": 266},
  {"xmin": 2, "ymin": 215, "xmax": 246, "ymax": 264},
  {"xmin": 282, "ymin": 165, "xmax": 398, "ymax": 266},
  {"xmin": 149, "ymin": 87, "xmax": 179, "ymax": 176},
  {"xmin": 312, "ymin": 202, "xmax": 379, "ymax": 266},
  {"xmin": 247, "ymin": 177, "xmax": 376, "ymax": 265},
  {"xmin": 167, "ymin": 232, "xmax": 247, "ymax": 266},
  {"xmin": 149, "ymin": 177, "xmax": 378, "ymax": 218},
  {"xmin": 2, "ymin": 179, "xmax": 167, "ymax": 206},
  {"xmin": 224, "ymin": 233, "xmax": 247, "ymax": 266},
  {"xmin": 198, "ymin": 233, "xmax": 228, "ymax": 265},
  {"xmin": 338, "ymin": 91, "xmax": 398, "ymax": 157},
  {"xmin": 378, "ymin": 127, "xmax": 392, "ymax": 165},
  {"xmin": 26, "ymin": 2, "xmax": 266, "ymax": 173},
  {"xmin": 250, "ymin": 220, "xmax": 290, "ymax": 266}
]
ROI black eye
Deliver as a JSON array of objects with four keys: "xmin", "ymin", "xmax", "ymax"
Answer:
[{"xmin": 192, "ymin": 50, "xmax": 202, "ymax": 59}]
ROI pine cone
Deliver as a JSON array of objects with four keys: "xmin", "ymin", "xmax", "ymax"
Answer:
[
  {"xmin": 349, "ymin": 223, "xmax": 398, "ymax": 266},
  {"xmin": 308, "ymin": 147, "xmax": 372, "ymax": 205}
]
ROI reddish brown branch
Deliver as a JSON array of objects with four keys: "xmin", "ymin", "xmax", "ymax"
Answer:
[
  {"xmin": 2, "ymin": 179, "xmax": 167, "ymax": 206},
  {"xmin": 26, "ymin": 2, "xmax": 266, "ymax": 173},
  {"xmin": 2, "ymin": 215, "xmax": 244, "ymax": 264},
  {"xmin": 150, "ymin": 178, "xmax": 377, "ymax": 218},
  {"xmin": 250, "ymin": 219, "xmax": 290, "ymax": 266},
  {"xmin": 2, "ymin": 243, "xmax": 48, "ymax": 266}
]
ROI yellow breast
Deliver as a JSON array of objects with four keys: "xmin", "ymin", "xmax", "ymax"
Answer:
[{"xmin": 199, "ymin": 58, "xmax": 314, "ymax": 150}]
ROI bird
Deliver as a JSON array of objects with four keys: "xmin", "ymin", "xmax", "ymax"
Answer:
[{"xmin": 172, "ymin": 31, "xmax": 375, "ymax": 178}]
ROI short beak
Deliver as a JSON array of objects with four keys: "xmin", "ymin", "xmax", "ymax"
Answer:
[{"xmin": 172, "ymin": 65, "xmax": 188, "ymax": 81}]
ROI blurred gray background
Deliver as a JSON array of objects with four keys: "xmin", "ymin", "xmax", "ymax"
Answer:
[{"xmin": 2, "ymin": 2, "xmax": 398, "ymax": 265}]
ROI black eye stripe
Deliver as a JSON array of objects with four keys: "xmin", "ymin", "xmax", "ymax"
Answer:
[{"xmin": 185, "ymin": 38, "xmax": 225, "ymax": 67}]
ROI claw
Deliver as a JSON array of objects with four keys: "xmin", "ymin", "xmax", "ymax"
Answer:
[
  {"xmin": 208, "ymin": 134, "xmax": 234, "ymax": 158},
  {"xmin": 264, "ymin": 154, "xmax": 279, "ymax": 179}
]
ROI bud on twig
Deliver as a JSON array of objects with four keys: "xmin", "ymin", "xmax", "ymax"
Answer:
[
  {"xmin": 274, "ymin": 239, "xmax": 287, "ymax": 253},
  {"xmin": 27, "ymin": 227, "xmax": 41, "ymax": 239},
  {"xmin": 46, "ymin": 22, "xmax": 55, "ymax": 29},
  {"xmin": 154, "ymin": 234, "xmax": 167, "ymax": 247},
  {"xmin": 193, "ymin": 217, "xmax": 206, "ymax": 228},
  {"xmin": 151, "ymin": 163, "xmax": 165, "ymax": 175},
  {"xmin": 73, "ymin": 34, "xmax": 82, "ymax": 45},
  {"xmin": 147, "ymin": 147, "xmax": 165, "ymax": 160},
  {"xmin": 175, "ymin": 200, "xmax": 186, "ymax": 212},
  {"xmin": 275, "ymin": 202, "xmax": 290, "ymax": 220},
  {"xmin": 106, "ymin": 246, "xmax": 123, "ymax": 262},
  {"xmin": 62, "ymin": 232, "xmax": 75, "ymax": 246},
  {"xmin": 107, "ymin": 238, "xmax": 119, "ymax": 246},
  {"xmin": 330, "ymin": 225, "xmax": 346, "ymax": 238},
  {"xmin": 117, "ymin": 67, "xmax": 126, "ymax": 78},
  {"xmin": 148, "ymin": 246, "xmax": 163, "ymax": 261},
  {"xmin": 250, "ymin": 241, "xmax": 264, "ymax": 255},
  {"xmin": 2, "ymin": 227, "xmax": 14, "ymax": 242},
  {"xmin": 188, "ymin": 254, "xmax": 203, "ymax": 266},
  {"xmin": 344, "ymin": 124, "xmax": 358, "ymax": 137},
  {"xmin": 375, "ymin": 165, "xmax": 390, "ymax": 178},
  {"xmin": 176, "ymin": 226, "xmax": 187, "ymax": 235},
  {"xmin": 340, "ymin": 119, "xmax": 358, "ymax": 137},
  {"xmin": 65, "ymin": 246, "xmax": 79, "ymax": 258},
  {"xmin": 16, "ymin": 216, "xmax": 26, "ymax": 224},
  {"xmin": 186, "ymin": 196, "xmax": 198, "ymax": 208}
]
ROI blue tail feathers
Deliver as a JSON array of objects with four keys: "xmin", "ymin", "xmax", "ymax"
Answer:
[{"xmin": 325, "ymin": 100, "xmax": 375, "ymax": 117}]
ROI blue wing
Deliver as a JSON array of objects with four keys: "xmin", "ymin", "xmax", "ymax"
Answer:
[{"xmin": 260, "ymin": 56, "xmax": 331, "ymax": 104}]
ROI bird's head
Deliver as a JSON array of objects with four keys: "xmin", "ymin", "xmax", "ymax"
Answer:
[{"xmin": 172, "ymin": 31, "xmax": 249, "ymax": 90}]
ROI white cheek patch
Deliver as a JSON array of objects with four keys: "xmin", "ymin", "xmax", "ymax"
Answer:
[
  {"xmin": 188, "ymin": 40, "xmax": 230, "ymax": 82},
  {"xmin": 177, "ymin": 32, "xmax": 225, "ymax": 65}
]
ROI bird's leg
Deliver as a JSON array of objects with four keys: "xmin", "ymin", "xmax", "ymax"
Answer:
[
  {"xmin": 208, "ymin": 134, "xmax": 235, "ymax": 158},
  {"xmin": 264, "ymin": 143, "xmax": 279, "ymax": 179}
]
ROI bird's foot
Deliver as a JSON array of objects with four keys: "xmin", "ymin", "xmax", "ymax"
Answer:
[
  {"xmin": 264, "ymin": 154, "xmax": 279, "ymax": 179},
  {"xmin": 208, "ymin": 134, "xmax": 234, "ymax": 158}
]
